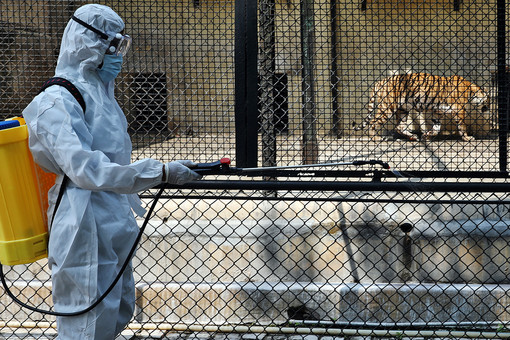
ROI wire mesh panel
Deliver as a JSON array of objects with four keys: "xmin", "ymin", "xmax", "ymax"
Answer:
[
  {"xmin": 254, "ymin": 0, "xmax": 503, "ymax": 173},
  {"xmin": 1, "ymin": 0, "xmax": 510, "ymax": 339},
  {"xmin": 116, "ymin": 0, "xmax": 236, "ymax": 162},
  {"xmin": 131, "ymin": 186, "xmax": 510, "ymax": 338}
]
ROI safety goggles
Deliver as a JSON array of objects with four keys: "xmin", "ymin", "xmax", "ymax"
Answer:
[
  {"xmin": 72, "ymin": 15, "xmax": 132, "ymax": 57},
  {"xmin": 106, "ymin": 33, "xmax": 132, "ymax": 56}
]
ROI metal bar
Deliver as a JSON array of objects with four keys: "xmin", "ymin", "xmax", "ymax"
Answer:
[
  {"xmin": 384, "ymin": 170, "xmax": 509, "ymax": 179},
  {"xmin": 2, "ymin": 321, "xmax": 509, "ymax": 339},
  {"xmin": 497, "ymin": 0, "xmax": 508, "ymax": 172},
  {"xmin": 124, "ymin": 323, "xmax": 510, "ymax": 339},
  {"xmin": 235, "ymin": 0, "xmax": 258, "ymax": 168},
  {"xmin": 234, "ymin": 0, "xmax": 247, "ymax": 166},
  {"xmin": 160, "ymin": 180, "xmax": 510, "ymax": 193},
  {"xmin": 300, "ymin": 0, "xmax": 319, "ymax": 164},
  {"xmin": 142, "ymin": 195, "xmax": 510, "ymax": 205},
  {"xmin": 239, "ymin": 161, "xmax": 381, "ymax": 171}
]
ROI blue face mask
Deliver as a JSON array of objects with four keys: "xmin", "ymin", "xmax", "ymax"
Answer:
[{"xmin": 97, "ymin": 54, "xmax": 123, "ymax": 83}]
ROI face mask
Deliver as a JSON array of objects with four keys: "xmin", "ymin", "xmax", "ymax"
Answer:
[{"xmin": 97, "ymin": 54, "xmax": 123, "ymax": 83}]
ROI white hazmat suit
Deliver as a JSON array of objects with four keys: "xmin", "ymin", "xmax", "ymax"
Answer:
[{"xmin": 22, "ymin": 4, "xmax": 199, "ymax": 339}]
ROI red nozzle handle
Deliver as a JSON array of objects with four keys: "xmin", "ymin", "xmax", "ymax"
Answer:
[{"xmin": 195, "ymin": 157, "xmax": 231, "ymax": 173}]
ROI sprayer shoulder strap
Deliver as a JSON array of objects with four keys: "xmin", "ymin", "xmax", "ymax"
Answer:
[
  {"xmin": 50, "ymin": 175, "xmax": 69, "ymax": 229},
  {"xmin": 39, "ymin": 77, "xmax": 85, "ymax": 228},
  {"xmin": 39, "ymin": 77, "xmax": 86, "ymax": 113}
]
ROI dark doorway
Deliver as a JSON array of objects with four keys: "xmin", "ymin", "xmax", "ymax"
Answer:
[
  {"xmin": 258, "ymin": 72, "xmax": 289, "ymax": 134},
  {"xmin": 132, "ymin": 72, "xmax": 168, "ymax": 133}
]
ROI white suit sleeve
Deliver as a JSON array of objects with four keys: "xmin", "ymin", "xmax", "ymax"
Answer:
[{"xmin": 28, "ymin": 92, "xmax": 163, "ymax": 194}]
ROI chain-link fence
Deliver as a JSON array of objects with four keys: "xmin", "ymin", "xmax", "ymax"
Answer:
[{"xmin": 1, "ymin": 0, "xmax": 510, "ymax": 338}]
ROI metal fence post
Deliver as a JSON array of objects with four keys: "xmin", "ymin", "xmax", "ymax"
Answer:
[
  {"xmin": 497, "ymin": 0, "xmax": 508, "ymax": 172},
  {"xmin": 300, "ymin": 0, "xmax": 319, "ymax": 164},
  {"xmin": 235, "ymin": 0, "xmax": 259, "ymax": 168}
]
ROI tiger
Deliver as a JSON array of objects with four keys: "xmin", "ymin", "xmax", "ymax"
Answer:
[{"xmin": 354, "ymin": 72, "xmax": 490, "ymax": 141}]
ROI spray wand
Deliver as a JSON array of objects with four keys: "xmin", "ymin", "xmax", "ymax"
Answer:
[{"xmin": 192, "ymin": 157, "xmax": 396, "ymax": 179}]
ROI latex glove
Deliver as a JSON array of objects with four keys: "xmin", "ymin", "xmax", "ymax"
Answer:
[{"xmin": 163, "ymin": 160, "xmax": 202, "ymax": 185}]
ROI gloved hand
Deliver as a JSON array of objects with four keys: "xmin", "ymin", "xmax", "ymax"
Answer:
[{"xmin": 163, "ymin": 160, "xmax": 202, "ymax": 185}]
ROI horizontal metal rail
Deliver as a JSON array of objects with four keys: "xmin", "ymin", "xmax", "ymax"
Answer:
[
  {"xmin": 3, "ymin": 322, "xmax": 510, "ymax": 339},
  {"xmin": 158, "ymin": 180, "xmax": 510, "ymax": 193}
]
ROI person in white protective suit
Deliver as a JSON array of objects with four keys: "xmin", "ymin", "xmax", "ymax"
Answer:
[{"xmin": 22, "ymin": 4, "xmax": 201, "ymax": 339}]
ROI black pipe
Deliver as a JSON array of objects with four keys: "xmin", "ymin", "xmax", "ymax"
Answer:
[
  {"xmin": 235, "ymin": 0, "xmax": 259, "ymax": 167},
  {"xmin": 141, "ymin": 194, "xmax": 510, "ymax": 205},
  {"xmin": 159, "ymin": 180, "xmax": 510, "ymax": 193},
  {"xmin": 497, "ymin": 0, "xmax": 508, "ymax": 172}
]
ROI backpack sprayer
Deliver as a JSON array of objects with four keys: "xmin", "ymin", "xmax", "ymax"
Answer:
[
  {"xmin": 0, "ymin": 116, "xmax": 395, "ymax": 316},
  {"xmin": 0, "ymin": 118, "xmax": 54, "ymax": 266}
]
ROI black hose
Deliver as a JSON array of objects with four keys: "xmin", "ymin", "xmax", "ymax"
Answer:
[{"xmin": 0, "ymin": 187, "xmax": 164, "ymax": 317}]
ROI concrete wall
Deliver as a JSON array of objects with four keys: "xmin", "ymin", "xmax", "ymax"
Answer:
[
  {"xmin": 0, "ymin": 1, "xmax": 84, "ymax": 120},
  {"xmin": 117, "ymin": 1, "xmax": 235, "ymax": 135}
]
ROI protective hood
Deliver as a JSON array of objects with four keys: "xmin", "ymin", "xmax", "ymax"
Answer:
[{"xmin": 55, "ymin": 4, "xmax": 124, "ymax": 85}]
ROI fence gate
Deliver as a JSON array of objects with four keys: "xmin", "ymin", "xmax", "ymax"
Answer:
[{"xmin": 1, "ymin": 0, "xmax": 510, "ymax": 339}]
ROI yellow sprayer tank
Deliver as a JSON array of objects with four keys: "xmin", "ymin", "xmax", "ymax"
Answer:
[{"xmin": 0, "ymin": 118, "xmax": 55, "ymax": 265}]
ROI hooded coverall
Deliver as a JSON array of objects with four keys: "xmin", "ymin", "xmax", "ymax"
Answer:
[{"xmin": 22, "ymin": 4, "xmax": 165, "ymax": 339}]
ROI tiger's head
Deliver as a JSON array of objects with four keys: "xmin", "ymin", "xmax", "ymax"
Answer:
[
  {"xmin": 465, "ymin": 81, "xmax": 494, "ymax": 136},
  {"xmin": 448, "ymin": 76, "xmax": 490, "ymax": 113},
  {"xmin": 469, "ymin": 84, "xmax": 490, "ymax": 113}
]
